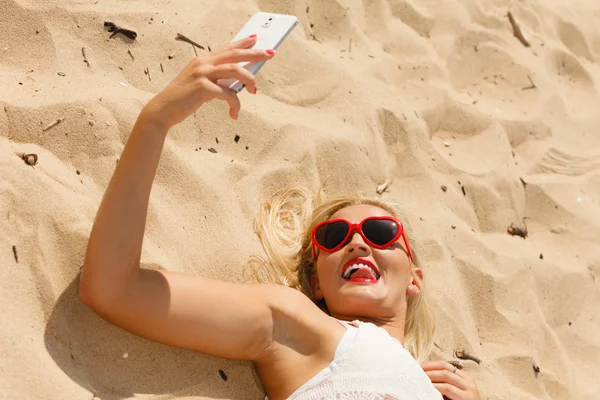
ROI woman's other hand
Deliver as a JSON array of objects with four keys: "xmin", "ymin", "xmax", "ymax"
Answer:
[
  {"xmin": 422, "ymin": 361, "xmax": 481, "ymax": 400},
  {"xmin": 143, "ymin": 35, "xmax": 275, "ymax": 129}
]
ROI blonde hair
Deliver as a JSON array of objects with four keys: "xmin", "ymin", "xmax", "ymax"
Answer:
[{"xmin": 245, "ymin": 186, "xmax": 435, "ymax": 363}]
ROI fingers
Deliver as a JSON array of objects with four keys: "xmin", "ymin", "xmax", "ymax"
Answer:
[
  {"xmin": 211, "ymin": 35, "xmax": 258, "ymax": 55},
  {"xmin": 210, "ymin": 48, "xmax": 275, "ymax": 66},
  {"xmin": 422, "ymin": 361, "xmax": 468, "ymax": 390},
  {"xmin": 205, "ymin": 82, "xmax": 241, "ymax": 119},
  {"xmin": 425, "ymin": 369, "xmax": 468, "ymax": 391},
  {"xmin": 208, "ymin": 64, "xmax": 258, "ymax": 94},
  {"xmin": 422, "ymin": 361, "xmax": 465, "ymax": 376},
  {"xmin": 423, "ymin": 361, "xmax": 481, "ymax": 400},
  {"xmin": 433, "ymin": 383, "xmax": 464, "ymax": 400}
]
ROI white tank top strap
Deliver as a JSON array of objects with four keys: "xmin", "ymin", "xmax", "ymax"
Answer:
[
  {"xmin": 268, "ymin": 318, "xmax": 442, "ymax": 399},
  {"xmin": 329, "ymin": 319, "xmax": 359, "ymax": 367},
  {"xmin": 265, "ymin": 318, "xmax": 358, "ymax": 400}
]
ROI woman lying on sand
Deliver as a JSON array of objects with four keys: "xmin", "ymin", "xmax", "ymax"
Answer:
[{"xmin": 79, "ymin": 35, "xmax": 481, "ymax": 400}]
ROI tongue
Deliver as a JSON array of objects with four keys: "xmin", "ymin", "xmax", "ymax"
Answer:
[{"xmin": 349, "ymin": 267, "xmax": 376, "ymax": 280}]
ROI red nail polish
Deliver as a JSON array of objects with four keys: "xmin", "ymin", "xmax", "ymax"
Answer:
[
  {"xmin": 266, "ymin": 49, "xmax": 275, "ymax": 55},
  {"xmin": 253, "ymin": 87, "xmax": 257, "ymax": 94},
  {"xmin": 249, "ymin": 34, "xmax": 257, "ymax": 38}
]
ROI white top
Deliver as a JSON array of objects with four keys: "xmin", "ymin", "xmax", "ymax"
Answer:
[{"xmin": 267, "ymin": 319, "xmax": 443, "ymax": 399}]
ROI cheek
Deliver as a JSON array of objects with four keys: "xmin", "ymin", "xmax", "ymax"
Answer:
[
  {"xmin": 379, "ymin": 252, "xmax": 411, "ymax": 277},
  {"xmin": 316, "ymin": 256, "xmax": 341, "ymax": 283}
]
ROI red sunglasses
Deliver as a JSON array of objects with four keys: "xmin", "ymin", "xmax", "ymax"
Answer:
[{"xmin": 311, "ymin": 216, "xmax": 414, "ymax": 263}]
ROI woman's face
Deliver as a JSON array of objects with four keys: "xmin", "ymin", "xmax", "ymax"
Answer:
[{"xmin": 312, "ymin": 204, "xmax": 422, "ymax": 319}]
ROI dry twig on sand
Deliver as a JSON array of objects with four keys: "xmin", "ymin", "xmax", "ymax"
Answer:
[
  {"xmin": 104, "ymin": 21, "xmax": 137, "ymax": 40},
  {"xmin": 16, "ymin": 152, "xmax": 38, "ymax": 166},
  {"xmin": 507, "ymin": 220, "xmax": 528, "ymax": 238},
  {"xmin": 507, "ymin": 12, "xmax": 530, "ymax": 47},
  {"xmin": 43, "ymin": 118, "xmax": 65, "ymax": 132},
  {"xmin": 454, "ymin": 349, "xmax": 482, "ymax": 364},
  {"xmin": 176, "ymin": 33, "xmax": 205, "ymax": 53},
  {"xmin": 376, "ymin": 179, "xmax": 390, "ymax": 194},
  {"xmin": 82, "ymin": 47, "xmax": 90, "ymax": 67},
  {"xmin": 522, "ymin": 74, "xmax": 536, "ymax": 90}
]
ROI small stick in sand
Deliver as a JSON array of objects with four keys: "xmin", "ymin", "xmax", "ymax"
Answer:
[
  {"xmin": 522, "ymin": 74, "xmax": 536, "ymax": 90},
  {"xmin": 17, "ymin": 152, "xmax": 38, "ymax": 166},
  {"xmin": 82, "ymin": 47, "xmax": 90, "ymax": 67},
  {"xmin": 454, "ymin": 348, "xmax": 482, "ymax": 364},
  {"xmin": 144, "ymin": 67, "xmax": 151, "ymax": 81},
  {"xmin": 43, "ymin": 117, "xmax": 65, "ymax": 132},
  {"xmin": 533, "ymin": 364, "xmax": 540, "ymax": 377},
  {"xmin": 376, "ymin": 179, "xmax": 391, "ymax": 194},
  {"xmin": 104, "ymin": 21, "xmax": 138, "ymax": 40},
  {"xmin": 160, "ymin": 62, "xmax": 164, "ymax": 73},
  {"xmin": 176, "ymin": 33, "xmax": 205, "ymax": 51},
  {"xmin": 218, "ymin": 369, "xmax": 228, "ymax": 381},
  {"xmin": 507, "ymin": 12, "xmax": 530, "ymax": 47},
  {"xmin": 507, "ymin": 221, "xmax": 528, "ymax": 238},
  {"xmin": 457, "ymin": 181, "xmax": 466, "ymax": 196},
  {"xmin": 128, "ymin": 49, "xmax": 134, "ymax": 60},
  {"xmin": 12, "ymin": 245, "xmax": 18, "ymax": 263},
  {"xmin": 519, "ymin": 177, "xmax": 527, "ymax": 187}
]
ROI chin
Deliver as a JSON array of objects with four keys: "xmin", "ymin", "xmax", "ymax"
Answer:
[{"xmin": 337, "ymin": 286, "xmax": 387, "ymax": 309}]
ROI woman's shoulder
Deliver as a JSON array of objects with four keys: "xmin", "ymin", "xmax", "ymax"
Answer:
[
  {"xmin": 255, "ymin": 286, "xmax": 347, "ymax": 399},
  {"xmin": 259, "ymin": 285, "xmax": 345, "ymax": 353}
]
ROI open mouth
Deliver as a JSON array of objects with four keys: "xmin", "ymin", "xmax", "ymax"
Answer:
[{"xmin": 342, "ymin": 260, "xmax": 381, "ymax": 283}]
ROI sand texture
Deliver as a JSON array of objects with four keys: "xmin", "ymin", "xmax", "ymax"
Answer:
[{"xmin": 1, "ymin": 0, "xmax": 600, "ymax": 399}]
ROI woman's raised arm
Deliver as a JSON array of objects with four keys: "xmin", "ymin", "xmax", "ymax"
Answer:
[{"xmin": 79, "ymin": 37, "xmax": 329, "ymax": 361}]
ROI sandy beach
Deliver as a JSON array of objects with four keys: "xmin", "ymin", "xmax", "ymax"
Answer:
[{"xmin": 1, "ymin": 0, "xmax": 600, "ymax": 399}]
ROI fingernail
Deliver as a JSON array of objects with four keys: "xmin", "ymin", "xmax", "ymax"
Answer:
[
  {"xmin": 248, "ymin": 34, "xmax": 257, "ymax": 39},
  {"xmin": 266, "ymin": 49, "xmax": 275, "ymax": 55},
  {"xmin": 253, "ymin": 87, "xmax": 258, "ymax": 94}
]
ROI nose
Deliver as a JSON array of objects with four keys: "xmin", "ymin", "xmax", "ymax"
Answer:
[{"xmin": 344, "ymin": 232, "xmax": 371, "ymax": 255}]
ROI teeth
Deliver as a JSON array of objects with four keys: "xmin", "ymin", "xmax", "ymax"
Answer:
[{"xmin": 342, "ymin": 263, "xmax": 380, "ymax": 279}]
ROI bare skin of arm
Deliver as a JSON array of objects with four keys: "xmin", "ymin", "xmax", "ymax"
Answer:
[{"xmin": 79, "ymin": 37, "xmax": 338, "ymax": 367}]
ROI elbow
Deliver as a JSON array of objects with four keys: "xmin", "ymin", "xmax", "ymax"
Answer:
[
  {"xmin": 78, "ymin": 261, "xmax": 134, "ymax": 311},
  {"xmin": 78, "ymin": 272, "xmax": 101, "ymax": 309},
  {"xmin": 78, "ymin": 281, "xmax": 97, "ymax": 307},
  {"xmin": 78, "ymin": 262, "xmax": 108, "ymax": 309},
  {"xmin": 78, "ymin": 279, "xmax": 117, "ymax": 316}
]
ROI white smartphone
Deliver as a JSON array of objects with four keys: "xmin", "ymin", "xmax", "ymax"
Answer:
[{"xmin": 218, "ymin": 12, "xmax": 298, "ymax": 93}]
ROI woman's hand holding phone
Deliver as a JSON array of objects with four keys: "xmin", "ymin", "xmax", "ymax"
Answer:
[{"xmin": 143, "ymin": 35, "xmax": 275, "ymax": 129}]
